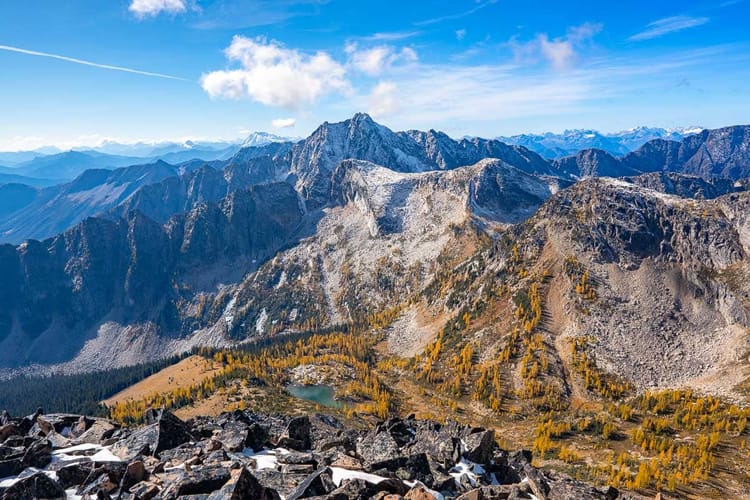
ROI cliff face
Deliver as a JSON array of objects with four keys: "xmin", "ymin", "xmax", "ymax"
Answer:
[
  {"xmin": 0, "ymin": 182, "xmax": 305, "ymax": 367},
  {"xmin": 505, "ymin": 180, "xmax": 750, "ymax": 390}
]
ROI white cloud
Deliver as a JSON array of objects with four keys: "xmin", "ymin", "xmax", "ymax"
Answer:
[
  {"xmin": 272, "ymin": 118, "xmax": 296, "ymax": 129},
  {"xmin": 401, "ymin": 47, "xmax": 418, "ymax": 62},
  {"xmin": 537, "ymin": 35, "xmax": 575, "ymax": 70},
  {"xmin": 347, "ymin": 45, "xmax": 734, "ymax": 133},
  {"xmin": 201, "ymin": 36, "xmax": 350, "ymax": 108},
  {"xmin": 349, "ymin": 46, "xmax": 418, "ymax": 76},
  {"xmin": 129, "ymin": 0, "xmax": 187, "ymax": 18},
  {"xmin": 455, "ymin": 29, "xmax": 467, "ymax": 41},
  {"xmin": 509, "ymin": 22, "xmax": 602, "ymax": 71},
  {"xmin": 628, "ymin": 16, "xmax": 710, "ymax": 41},
  {"xmin": 359, "ymin": 64, "xmax": 591, "ymax": 124},
  {"xmin": 351, "ymin": 47, "xmax": 391, "ymax": 75},
  {"xmin": 568, "ymin": 22, "xmax": 604, "ymax": 42},
  {"xmin": 368, "ymin": 81, "xmax": 399, "ymax": 118}
]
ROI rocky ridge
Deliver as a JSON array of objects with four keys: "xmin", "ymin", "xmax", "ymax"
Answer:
[
  {"xmin": 1, "ymin": 115, "xmax": 750, "ymax": 389},
  {"xmin": 220, "ymin": 158, "xmax": 567, "ymax": 331},
  {"xmin": 2, "ymin": 118, "xmax": 748, "ymax": 245},
  {"xmin": 0, "ymin": 154, "xmax": 568, "ymax": 373},
  {"xmin": 552, "ymin": 125, "xmax": 750, "ymax": 180},
  {"xmin": 0, "ymin": 407, "xmax": 621, "ymax": 500},
  {"xmin": 0, "ymin": 161, "xmax": 190, "ymax": 244}
]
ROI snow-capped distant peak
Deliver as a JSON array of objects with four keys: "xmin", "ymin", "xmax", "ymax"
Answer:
[
  {"xmin": 241, "ymin": 132, "xmax": 298, "ymax": 148},
  {"xmin": 669, "ymin": 126, "xmax": 703, "ymax": 135},
  {"xmin": 496, "ymin": 125, "xmax": 705, "ymax": 159}
]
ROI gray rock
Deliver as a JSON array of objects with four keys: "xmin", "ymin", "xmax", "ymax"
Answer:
[
  {"xmin": 55, "ymin": 461, "xmax": 94, "ymax": 489},
  {"xmin": 128, "ymin": 480, "xmax": 160, "ymax": 500},
  {"xmin": 207, "ymin": 467, "xmax": 280, "ymax": 500},
  {"xmin": 356, "ymin": 430, "xmax": 401, "ymax": 467},
  {"xmin": 158, "ymin": 465, "xmax": 231, "ymax": 499},
  {"xmin": 0, "ymin": 424, "xmax": 18, "ymax": 444},
  {"xmin": 75, "ymin": 419, "xmax": 118, "ymax": 445},
  {"xmin": 278, "ymin": 416, "xmax": 312, "ymax": 451},
  {"xmin": 111, "ymin": 409, "xmax": 192, "ymax": 460},
  {"xmin": 286, "ymin": 466, "xmax": 337, "ymax": 500},
  {"xmin": 463, "ymin": 429, "xmax": 496, "ymax": 465},
  {"xmin": 1, "ymin": 471, "xmax": 65, "ymax": 499},
  {"xmin": 21, "ymin": 438, "xmax": 52, "ymax": 469}
]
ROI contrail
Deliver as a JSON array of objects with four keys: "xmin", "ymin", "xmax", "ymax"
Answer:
[{"xmin": 0, "ymin": 44, "xmax": 189, "ymax": 81}]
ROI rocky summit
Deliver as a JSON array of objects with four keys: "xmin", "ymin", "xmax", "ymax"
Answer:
[{"xmin": 0, "ymin": 407, "xmax": 619, "ymax": 500}]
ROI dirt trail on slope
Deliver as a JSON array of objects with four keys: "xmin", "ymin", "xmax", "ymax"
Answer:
[{"xmin": 537, "ymin": 244, "xmax": 590, "ymax": 406}]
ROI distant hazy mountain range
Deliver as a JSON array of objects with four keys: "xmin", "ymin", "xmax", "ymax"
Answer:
[
  {"xmin": 0, "ymin": 117, "xmax": 747, "ymax": 247},
  {"xmin": 0, "ymin": 132, "xmax": 299, "ymax": 183},
  {"xmin": 0, "ymin": 127, "xmax": 701, "ymax": 185},
  {"xmin": 496, "ymin": 126, "xmax": 703, "ymax": 158}
]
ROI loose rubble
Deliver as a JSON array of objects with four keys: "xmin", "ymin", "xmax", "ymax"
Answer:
[{"xmin": 0, "ymin": 407, "xmax": 623, "ymax": 499}]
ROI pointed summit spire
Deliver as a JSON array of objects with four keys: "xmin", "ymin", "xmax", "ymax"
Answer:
[{"xmin": 350, "ymin": 112, "xmax": 375, "ymax": 123}]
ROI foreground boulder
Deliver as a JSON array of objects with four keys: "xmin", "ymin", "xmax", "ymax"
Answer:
[
  {"xmin": 111, "ymin": 409, "xmax": 193, "ymax": 460},
  {"xmin": 207, "ymin": 466, "xmax": 280, "ymax": 500},
  {"xmin": 1, "ymin": 471, "xmax": 65, "ymax": 500},
  {"xmin": 158, "ymin": 465, "xmax": 232, "ymax": 498}
]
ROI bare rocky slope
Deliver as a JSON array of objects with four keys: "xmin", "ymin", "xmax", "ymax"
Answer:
[
  {"xmin": 528, "ymin": 179, "xmax": 750, "ymax": 393},
  {"xmin": 0, "ymin": 155, "xmax": 566, "ymax": 376},
  {"xmin": 404, "ymin": 174, "xmax": 750, "ymax": 397}
]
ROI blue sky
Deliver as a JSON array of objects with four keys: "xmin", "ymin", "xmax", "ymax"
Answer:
[{"xmin": 0, "ymin": 0, "xmax": 749, "ymax": 150}]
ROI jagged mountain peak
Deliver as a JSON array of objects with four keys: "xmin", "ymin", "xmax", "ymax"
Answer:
[
  {"xmin": 1, "ymin": 117, "xmax": 749, "ymax": 378},
  {"xmin": 349, "ymin": 111, "xmax": 376, "ymax": 124},
  {"xmin": 313, "ymin": 113, "xmax": 397, "ymax": 143}
]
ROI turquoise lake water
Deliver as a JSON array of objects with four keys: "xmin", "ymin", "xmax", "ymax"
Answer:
[{"xmin": 286, "ymin": 384, "xmax": 343, "ymax": 409}]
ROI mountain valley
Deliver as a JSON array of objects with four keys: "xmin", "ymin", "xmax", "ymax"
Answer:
[{"xmin": 2, "ymin": 115, "xmax": 750, "ymax": 498}]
